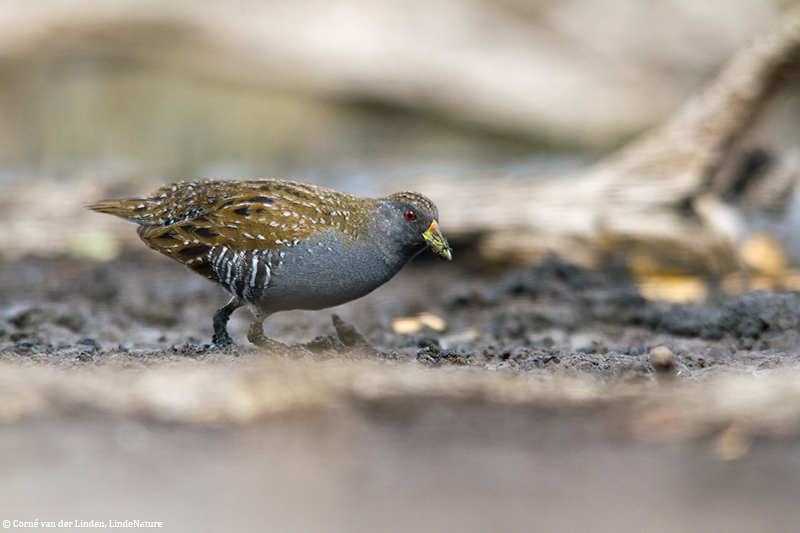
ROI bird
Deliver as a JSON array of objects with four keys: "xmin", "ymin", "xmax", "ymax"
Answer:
[{"xmin": 88, "ymin": 179, "xmax": 452, "ymax": 350}]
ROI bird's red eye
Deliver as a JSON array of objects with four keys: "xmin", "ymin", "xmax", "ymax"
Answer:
[{"xmin": 404, "ymin": 210, "xmax": 416, "ymax": 221}]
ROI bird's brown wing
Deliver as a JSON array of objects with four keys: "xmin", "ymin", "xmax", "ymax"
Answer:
[{"xmin": 90, "ymin": 179, "xmax": 370, "ymax": 282}]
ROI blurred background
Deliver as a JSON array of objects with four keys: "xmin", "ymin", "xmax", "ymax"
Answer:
[
  {"xmin": 1, "ymin": 0, "xmax": 799, "ymax": 278},
  {"xmin": 4, "ymin": 4, "xmax": 800, "ymax": 532}
]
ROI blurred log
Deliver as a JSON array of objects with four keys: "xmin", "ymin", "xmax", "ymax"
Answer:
[
  {"xmin": 421, "ymin": 12, "xmax": 800, "ymax": 275},
  {"xmin": 0, "ymin": 0, "xmax": 785, "ymax": 150}
]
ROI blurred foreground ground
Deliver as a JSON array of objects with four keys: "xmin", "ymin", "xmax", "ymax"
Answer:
[{"xmin": 2, "ymin": 253, "xmax": 800, "ymax": 532}]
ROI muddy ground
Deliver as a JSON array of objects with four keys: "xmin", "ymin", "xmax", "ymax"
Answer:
[{"xmin": 2, "ymin": 250, "xmax": 800, "ymax": 532}]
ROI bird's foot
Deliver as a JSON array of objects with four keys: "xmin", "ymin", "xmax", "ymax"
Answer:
[
  {"xmin": 246, "ymin": 314, "xmax": 375, "ymax": 357},
  {"xmin": 247, "ymin": 317, "xmax": 312, "ymax": 357},
  {"xmin": 297, "ymin": 315, "xmax": 378, "ymax": 356},
  {"xmin": 211, "ymin": 334, "xmax": 244, "ymax": 355},
  {"xmin": 212, "ymin": 330, "xmax": 234, "ymax": 347}
]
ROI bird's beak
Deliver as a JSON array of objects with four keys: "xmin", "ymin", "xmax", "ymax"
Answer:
[{"xmin": 422, "ymin": 219, "xmax": 452, "ymax": 260}]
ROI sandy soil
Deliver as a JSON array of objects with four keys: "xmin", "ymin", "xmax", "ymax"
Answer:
[{"xmin": 2, "ymin": 251, "xmax": 800, "ymax": 532}]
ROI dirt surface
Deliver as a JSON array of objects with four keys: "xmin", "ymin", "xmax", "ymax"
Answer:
[{"xmin": 2, "ymin": 251, "xmax": 800, "ymax": 531}]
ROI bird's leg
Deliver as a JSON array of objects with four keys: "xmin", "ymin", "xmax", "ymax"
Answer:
[
  {"xmin": 212, "ymin": 297, "xmax": 243, "ymax": 348},
  {"xmin": 247, "ymin": 315, "xmax": 267, "ymax": 346},
  {"xmin": 247, "ymin": 314, "xmax": 285, "ymax": 351},
  {"xmin": 248, "ymin": 314, "xmax": 311, "ymax": 355}
]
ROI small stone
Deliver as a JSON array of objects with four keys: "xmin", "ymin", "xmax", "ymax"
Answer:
[{"xmin": 649, "ymin": 345, "xmax": 676, "ymax": 381}]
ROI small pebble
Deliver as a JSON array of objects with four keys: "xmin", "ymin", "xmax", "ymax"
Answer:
[{"xmin": 649, "ymin": 345, "xmax": 676, "ymax": 381}]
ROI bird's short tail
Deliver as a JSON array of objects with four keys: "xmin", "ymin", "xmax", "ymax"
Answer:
[{"xmin": 86, "ymin": 198, "xmax": 163, "ymax": 225}]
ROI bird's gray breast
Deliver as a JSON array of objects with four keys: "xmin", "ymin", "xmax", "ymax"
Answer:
[{"xmin": 255, "ymin": 230, "xmax": 406, "ymax": 314}]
